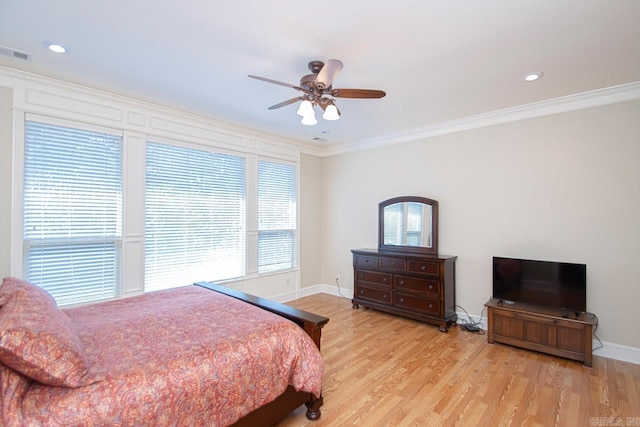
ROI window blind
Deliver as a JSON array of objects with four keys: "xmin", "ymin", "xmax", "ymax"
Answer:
[
  {"xmin": 23, "ymin": 121, "xmax": 122, "ymax": 306},
  {"xmin": 257, "ymin": 160, "xmax": 296, "ymax": 273},
  {"xmin": 145, "ymin": 142, "xmax": 246, "ymax": 291}
]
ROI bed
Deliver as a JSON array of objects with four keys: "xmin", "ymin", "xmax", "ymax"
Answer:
[{"xmin": 0, "ymin": 277, "xmax": 329, "ymax": 426}]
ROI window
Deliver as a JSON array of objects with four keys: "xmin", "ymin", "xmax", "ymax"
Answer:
[
  {"xmin": 145, "ymin": 142, "xmax": 246, "ymax": 291},
  {"xmin": 23, "ymin": 120, "xmax": 122, "ymax": 306},
  {"xmin": 257, "ymin": 160, "xmax": 296, "ymax": 273}
]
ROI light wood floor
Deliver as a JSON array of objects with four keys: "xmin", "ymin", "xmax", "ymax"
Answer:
[{"xmin": 277, "ymin": 293, "xmax": 640, "ymax": 427}]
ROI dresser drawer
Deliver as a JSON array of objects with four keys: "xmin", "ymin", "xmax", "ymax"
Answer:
[
  {"xmin": 394, "ymin": 275, "xmax": 440, "ymax": 298},
  {"xmin": 407, "ymin": 260, "xmax": 440, "ymax": 276},
  {"xmin": 355, "ymin": 269, "xmax": 392, "ymax": 287},
  {"xmin": 355, "ymin": 255, "xmax": 379, "ymax": 269},
  {"xmin": 380, "ymin": 257, "xmax": 406, "ymax": 272},
  {"xmin": 394, "ymin": 294, "xmax": 441, "ymax": 316},
  {"xmin": 355, "ymin": 284, "xmax": 392, "ymax": 305}
]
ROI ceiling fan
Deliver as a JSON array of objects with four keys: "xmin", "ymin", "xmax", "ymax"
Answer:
[{"xmin": 248, "ymin": 59, "xmax": 386, "ymax": 126}]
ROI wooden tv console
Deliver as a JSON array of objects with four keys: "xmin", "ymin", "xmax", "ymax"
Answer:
[{"xmin": 485, "ymin": 298, "xmax": 597, "ymax": 367}]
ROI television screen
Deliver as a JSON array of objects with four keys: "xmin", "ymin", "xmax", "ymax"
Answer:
[{"xmin": 492, "ymin": 257, "xmax": 586, "ymax": 312}]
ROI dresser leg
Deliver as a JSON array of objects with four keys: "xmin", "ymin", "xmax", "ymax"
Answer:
[{"xmin": 352, "ymin": 300, "xmax": 359, "ymax": 309}]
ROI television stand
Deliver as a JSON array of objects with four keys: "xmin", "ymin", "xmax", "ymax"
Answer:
[{"xmin": 485, "ymin": 298, "xmax": 597, "ymax": 367}]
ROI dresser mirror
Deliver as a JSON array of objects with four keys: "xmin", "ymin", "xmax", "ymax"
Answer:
[{"xmin": 378, "ymin": 196, "xmax": 438, "ymax": 255}]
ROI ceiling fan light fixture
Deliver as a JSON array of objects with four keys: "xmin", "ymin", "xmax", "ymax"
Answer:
[
  {"xmin": 322, "ymin": 104, "xmax": 340, "ymax": 121},
  {"xmin": 301, "ymin": 111, "xmax": 318, "ymax": 126},
  {"xmin": 296, "ymin": 100, "xmax": 314, "ymax": 117}
]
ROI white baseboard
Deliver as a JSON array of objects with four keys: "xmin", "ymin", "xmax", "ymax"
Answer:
[
  {"xmin": 286, "ymin": 284, "xmax": 640, "ymax": 366},
  {"xmin": 592, "ymin": 341, "xmax": 640, "ymax": 365},
  {"xmin": 275, "ymin": 283, "xmax": 346, "ymax": 303},
  {"xmin": 291, "ymin": 283, "xmax": 351, "ymax": 299}
]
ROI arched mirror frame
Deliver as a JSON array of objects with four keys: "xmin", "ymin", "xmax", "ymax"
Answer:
[{"xmin": 378, "ymin": 196, "xmax": 439, "ymax": 255}]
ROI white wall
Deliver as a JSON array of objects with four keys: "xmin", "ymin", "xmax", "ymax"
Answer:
[
  {"xmin": 299, "ymin": 153, "xmax": 323, "ymax": 288},
  {"xmin": 319, "ymin": 100, "xmax": 640, "ymax": 350},
  {"xmin": 0, "ymin": 87, "xmax": 12, "ymax": 279}
]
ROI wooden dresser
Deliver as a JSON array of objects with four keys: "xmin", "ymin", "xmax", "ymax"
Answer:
[{"xmin": 351, "ymin": 248, "xmax": 457, "ymax": 331}]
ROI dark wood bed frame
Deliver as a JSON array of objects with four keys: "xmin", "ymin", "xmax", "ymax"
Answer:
[{"xmin": 195, "ymin": 282, "xmax": 329, "ymax": 426}]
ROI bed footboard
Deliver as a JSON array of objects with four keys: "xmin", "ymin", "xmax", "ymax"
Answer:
[{"xmin": 194, "ymin": 282, "xmax": 329, "ymax": 424}]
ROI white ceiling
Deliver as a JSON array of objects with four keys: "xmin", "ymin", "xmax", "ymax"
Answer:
[{"xmin": 1, "ymin": 1, "xmax": 639, "ymax": 147}]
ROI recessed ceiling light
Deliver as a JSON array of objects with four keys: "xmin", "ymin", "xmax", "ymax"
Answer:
[
  {"xmin": 43, "ymin": 41, "xmax": 67, "ymax": 54},
  {"xmin": 522, "ymin": 71, "xmax": 543, "ymax": 82}
]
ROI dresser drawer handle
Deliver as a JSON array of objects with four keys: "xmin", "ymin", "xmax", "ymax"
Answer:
[
  {"xmin": 360, "ymin": 289, "xmax": 364, "ymax": 295},
  {"xmin": 399, "ymin": 280, "xmax": 405, "ymax": 285},
  {"xmin": 383, "ymin": 278, "xmax": 388, "ymax": 282},
  {"xmin": 421, "ymin": 265, "xmax": 426, "ymax": 270},
  {"xmin": 400, "ymin": 297, "xmax": 404, "ymax": 303},
  {"xmin": 360, "ymin": 274, "xmax": 364, "ymax": 279},
  {"xmin": 428, "ymin": 285, "xmax": 433, "ymax": 290},
  {"xmin": 365, "ymin": 259, "xmax": 369, "ymax": 263},
  {"xmin": 428, "ymin": 303, "xmax": 433, "ymax": 309},
  {"xmin": 383, "ymin": 294, "xmax": 388, "ymax": 299}
]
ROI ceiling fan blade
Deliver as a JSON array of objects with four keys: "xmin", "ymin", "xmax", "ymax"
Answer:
[
  {"xmin": 268, "ymin": 97, "xmax": 304, "ymax": 110},
  {"xmin": 315, "ymin": 59, "xmax": 344, "ymax": 89},
  {"xmin": 248, "ymin": 75, "xmax": 302, "ymax": 90},
  {"xmin": 329, "ymin": 88, "xmax": 386, "ymax": 99}
]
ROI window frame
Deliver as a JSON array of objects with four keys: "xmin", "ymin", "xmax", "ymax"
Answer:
[
  {"xmin": 256, "ymin": 158, "xmax": 298, "ymax": 275},
  {"xmin": 144, "ymin": 139, "xmax": 247, "ymax": 291},
  {"xmin": 10, "ymin": 92, "xmax": 302, "ymax": 303},
  {"xmin": 20, "ymin": 115, "xmax": 124, "ymax": 306}
]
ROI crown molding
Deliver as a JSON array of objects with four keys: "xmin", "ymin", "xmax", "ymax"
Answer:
[
  {"xmin": 321, "ymin": 81, "xmax": 640, "ymax": 157},
  {"xmin": 2, "ymin": 66, "xmax": 637, "ymax": 160},
  {"xmin": 0, "ymin": 65, "xmax": 325, "ymax": 157}
]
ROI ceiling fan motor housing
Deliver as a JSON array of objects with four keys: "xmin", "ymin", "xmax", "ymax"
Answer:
[
  {"xmin": 300, "ymin": 60, "xmax": 330, "ymax": 90},
  {"xmin": 300, "ymin": 74, "xmax": 323, "ymax": 91}
]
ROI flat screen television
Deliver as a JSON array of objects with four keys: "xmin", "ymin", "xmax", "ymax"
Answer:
[{"xmin": 492, "ymin": 256, "xmax": 587, "ymax": 312}]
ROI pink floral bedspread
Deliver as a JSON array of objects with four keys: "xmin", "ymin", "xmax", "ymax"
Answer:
[{"xmin": 2, "ymin": 286, "xmax": 324, "ymax": 426}]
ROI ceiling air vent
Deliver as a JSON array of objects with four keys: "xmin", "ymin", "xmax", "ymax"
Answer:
[{"xmin": 0, "ymin": 45, "xmax": 31, "ymax": 60}]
